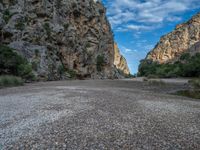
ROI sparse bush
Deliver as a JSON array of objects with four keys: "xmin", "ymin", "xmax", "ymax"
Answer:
[
  {"xmin": 15, "ymin": 20, "xmax": 25, "ymax": 30},
  {"xmin": 31, "ymin": 61, "xmax": 38, "ymax": 71},
  {"xmin": 0, "ymin": 75, "xmax": 24, "ymax": 88},
  {"xmin": 189, "ymin": 79, "xmax": 200, "ymax": 89},
  {"xmin": 55, "ymin": 0, "xmax": 62, "ymax": 9},
  {"xmin": 86, "ymin": 43, "xmax": 91, "ymax": 48},
  {"xmin": 43, "ymin": 23, "xmax": 51, "ymax": 37},
  {"xmin": 180, "ymin": 53, "xmax": 190, "ymax": 61},
  {"xmin": 175, "ymin": 90, "xmax": 200, "ymax": 99},
  {"xmin": 147, "ymin": 74, "xmax": 159, "ymax": 79},
  {"xmin": 63, "ymin": 24, "xmax": 69, "ymax": 30},
  {"xmin": 3, "ymin": 9, "xmax": 12, "ymax": 23},
  {"xmin": 148, "ymin": 80, "xmax": 165, "ymax": 86},
  {"xmin": 96, "ymin": 55, "xmax": 105, "ymax": 72},
  {"xmin": 58, "ymin": 64, "xmax": 65, "ymax": 76},
  {"xmin": 34, "ymin": 49, "xmax": 39, "ymax": 57},
  {"xmin": 66, "ymin": 69, "xmax": 77, "ymax": 79}
]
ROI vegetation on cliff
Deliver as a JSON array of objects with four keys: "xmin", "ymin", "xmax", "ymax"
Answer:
[
  {"xmin": 138, "ymin": 52, "xmax": 200, "ymax": 78},
  {"xmin": 0, "ymin": 45, "xmax": 35, "ymax": 82}
]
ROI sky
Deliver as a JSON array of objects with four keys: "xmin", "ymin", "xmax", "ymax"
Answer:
[{"xmin": 101, "ymin": 0, "xmax": 200, "ymax": 74}]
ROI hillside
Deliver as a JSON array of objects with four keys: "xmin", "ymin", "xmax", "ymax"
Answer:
[
  {"xmin": 139, "ymin": 12, "xmax": 200, "ymax": 78},
  {"xmin": 0, "ymin": 0, "xmax": 129, "ymax": 80},
  {"xmin": 146, "ymin": 12, "xmax": 200, "ymax": 63}
]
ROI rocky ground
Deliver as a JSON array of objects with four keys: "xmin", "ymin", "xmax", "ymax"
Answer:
[{"xmin": 0, "ymin": 80, "xmax": 200, "ymax": 149}]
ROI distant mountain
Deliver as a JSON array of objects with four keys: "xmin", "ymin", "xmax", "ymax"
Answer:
[
  {"xmin": 114, "ymin": 43, "xmax": 130, "ymax": 75},
  {"xmin": 146, "ymin": 12, "xmax": 200, "ymax": 63},
  {"xmin": 139, "ymin": 12, "xmax": 200, "ymax": 78},
  {"xmin": 0, "ymin": 0, "xmax": 129, "ymax": 80}
]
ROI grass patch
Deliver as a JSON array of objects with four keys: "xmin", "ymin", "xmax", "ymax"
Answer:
[
  {"xmin": 0, "ymin": 75, "xmax": 24, "ymax": 88},
  {"xmin": 175, "ymin": 90, "xmax": 200, "ymax": 99},
  {"xmin": 147, "ymin": 80, "xmax": 166, "ymax": 86},
  {"xmin": 188, "ymin": 78, "xmax": 200, "ymax": 89}
]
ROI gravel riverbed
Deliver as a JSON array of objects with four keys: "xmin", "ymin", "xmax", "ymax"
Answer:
[{"xmin": 0, "ymin": 80, "xmax": 200, "ymax": 149}]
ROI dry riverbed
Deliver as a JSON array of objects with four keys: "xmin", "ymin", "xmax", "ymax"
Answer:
[{"xmin": 0, "ymin": 80, "xmax": 200, "ymax": 149}]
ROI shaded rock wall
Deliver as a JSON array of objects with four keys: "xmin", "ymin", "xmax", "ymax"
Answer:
[{"xmin": 0, "ymin": 0, "xmax": 129, "ymax": 80}]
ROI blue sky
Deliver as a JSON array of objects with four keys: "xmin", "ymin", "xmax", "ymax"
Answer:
[{"xmin": 101, "ymin": 0, "xmax": 200, "ymax": 74}]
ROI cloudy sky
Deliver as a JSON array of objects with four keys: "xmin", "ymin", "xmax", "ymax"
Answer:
[{"xmin": 102, "ymin": 0, "xmax": 200, "ymax": 74}]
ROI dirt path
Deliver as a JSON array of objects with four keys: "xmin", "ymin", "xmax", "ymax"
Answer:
[{"xmin": 0, "ymin": 80, "xmax": 200, "ymax": 149}]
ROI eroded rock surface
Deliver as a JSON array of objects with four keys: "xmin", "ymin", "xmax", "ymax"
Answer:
[
  {"xmin": 0, "ymin": 0, "xmax": 129, "ymax": 80},
  {"xmin": 114, "ymin": 43, "xmax": 130, "ymax": 75},
  {"xmin": 146, "ymin": 12, "xmax": 200, "ymax": 63}
]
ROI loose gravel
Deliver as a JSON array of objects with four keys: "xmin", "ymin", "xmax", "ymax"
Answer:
[{"xmin": 0, "ymin": 80, "xmax": 200, "ymax": 149}]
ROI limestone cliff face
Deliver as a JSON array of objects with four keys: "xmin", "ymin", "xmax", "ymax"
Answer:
[
  {"xmin": 146, "ymin": 12, "xmax": 200, "ymax": 63},
  {"xmin": 0, "ymin": 0, "xmax": 127, "ymax": 80},
  {"xmin": 114, "ymin": 43, "xmax": 130, "ymax": 75}
]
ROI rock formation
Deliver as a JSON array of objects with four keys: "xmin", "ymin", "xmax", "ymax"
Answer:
[
  {"xmin": 0, "ymin": 0, "xmax": 129, "ymax": 80},
  {"xmin": 114, "ymin": 43, "xmax": 130, "ymax": 75},
  {"xmin": 146, "ymin": 12, "xmax": 200, "ymax": 63}
]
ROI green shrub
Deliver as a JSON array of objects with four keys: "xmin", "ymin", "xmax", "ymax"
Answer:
[
  {"xmin": 180, "ymin": 53, "xmax": 191, "ymax": 60},
  {"xmin": 67, "ymin": 69, "xmax": 77, "ymax": 79},
  {"xmin": 0, "ymin": 75, "xmax": 24, "ymax": 88},
  {"xmin": 0, "ymin": 45, "xmax": 27, "ymax": 75},
  {"xmin": 96, "ymin": 55, "xmax": 105, "ymax": 72},
  {"xmin": 17, "ymin": 64, "xmax": 35, "ymax": 81},
  {"xmin": 0, "ymin": 45, "xmax": 35, "ymax": 81}
]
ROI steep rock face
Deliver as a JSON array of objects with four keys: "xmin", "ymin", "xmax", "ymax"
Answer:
[
  {"xmin": 114, "ymin": 43, "xmax": 130, "ymax": 75},
  {"xmin": 187, "ymin": 41, "xmax": 200, "ymax": 54},
  {"xmin": 0, "ymin": 0, "xmax": 128, "ymax": 80},
  {"xmin": 146, "ymin": 12, "xmax": 200, "ymax": 63}
]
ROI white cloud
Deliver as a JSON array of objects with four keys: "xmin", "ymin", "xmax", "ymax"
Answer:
[
  {"xmin": 126, "ymin": 24, "xmax": 153, "ymax": 31},
  {"xmin": 120, "ymin": 45, "xmax": 137, "ymax": 54},
  {"xmin": 104, "ymin": 0, "xmax": 200, "ymax": 31}
]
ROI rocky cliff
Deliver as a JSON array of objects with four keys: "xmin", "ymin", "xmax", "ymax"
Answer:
[
  {"xmin": 0, "ymin": 0, "xmax": 129, "ymax": 80},
  {"xmin": 114, "ymin": 43, "xmax": 130, "ymax": 75},
  {"xmin": 146, "ymin": 12, "xmax": 200, "ymax": 63}
]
